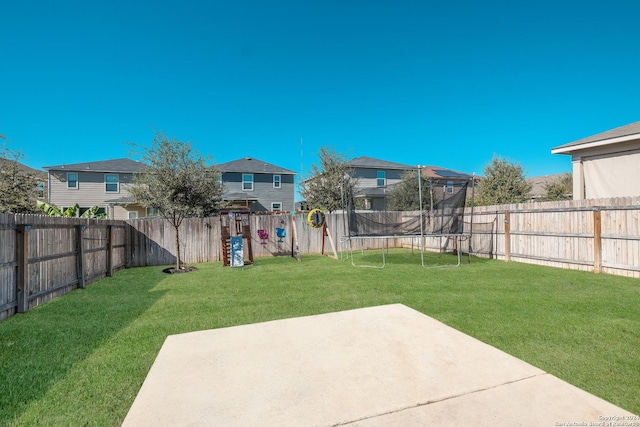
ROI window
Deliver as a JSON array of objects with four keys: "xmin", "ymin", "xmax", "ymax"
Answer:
[
  {"xmin": 105, "ymin": 174, "xmax": 119, "ymax": 193},
  {"xmin": 377, "ymin": 170, "xmax": 386, "ymax": 187},
  {"xmin": 128, "ymin": 211, "xmax": 138, "ymax": 219},
  {"xmin": 271, "ymin": 202, "xmax": 282, "ymax": 211},
  {"xmin": 146, "ymin": 207, "xmax": 160, "ymax": 218},
  {"xmin": 37, "ymin": 182, "xmax": 45, "ymax": 198},
  {"xmin": 446, "ymin": 180, "xmax": 454, "ymax": 194},
  {"xmin": 242, "ymin": 174, "xmax": 253, "ymax": 191},
  {"xmin": 67, "ymin": 172, "xmax": 78, "ymax": 189},
  {"xmin": 273, "ymin": 174, "xmax": 281, "ymax": 188}
]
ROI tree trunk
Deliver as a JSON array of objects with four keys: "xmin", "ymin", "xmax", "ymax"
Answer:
[{"xmin": 174, "ymin": 225, "xmax": 181, "ymax": 270}]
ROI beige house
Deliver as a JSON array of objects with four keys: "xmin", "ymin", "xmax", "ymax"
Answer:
[
  {"xmin": 551, "ymin": 121, "xmax": 640, "ymax": 199},
  {"xmin": 44, "ymin": 158, "xmax": 151, "ymax": 219}
]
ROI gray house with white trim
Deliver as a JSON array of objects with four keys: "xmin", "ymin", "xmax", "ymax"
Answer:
[
  {"xmin": 218, "ymin": 157, "xmax": 296, "ymax": 212},
  {"xmin": 44, "ymin": 158, "xmax": 147, "ymax": 219},
  {"xmin": 346, "ymin": 156, "xmax": 414, "ymax": 210}
]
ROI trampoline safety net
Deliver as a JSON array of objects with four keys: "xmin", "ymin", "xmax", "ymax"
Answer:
[{"xmin": 346, "ymin": 180, "xmax": 469, "ymax": 237}]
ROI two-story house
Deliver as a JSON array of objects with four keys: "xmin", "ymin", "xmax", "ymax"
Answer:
[
  {"xmin": 218, "ymin": 157, "xmax": 296, "ymax": 212},
  {"xmin": 346, "ymin": 156, "xmax": 414, "ymax": 210},
  {"xmin": 44, "ymin": 158, "xmax": 147, "ymax": 219}
]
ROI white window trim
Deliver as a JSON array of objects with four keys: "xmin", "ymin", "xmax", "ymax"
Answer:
[
  {"xmin": 271, "ymin": 202, "xmax": 282, "ymax": 211},
  {"xmin": 273, "ymin": 174, "xmax": 281, "ymax": 189},
  {"xmin": 67, "ymin": 172, "xmax": 78, "ymax": 189},
  {"xmin": 128, "ymin": 211, "xmax": 138, "ymax": 219},
  {"xmin": 446, "ymin": 180, "xmax": 454, "ymax": 194},
  {"xmin": 105, "ymin": 173, "xmax": 120, "ymax": 193},
  {"xmin": 242, "ymin": 173, "xmax": 254, "ymax": 191}
]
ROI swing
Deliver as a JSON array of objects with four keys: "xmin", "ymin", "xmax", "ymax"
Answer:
[
  {"xmin": 275, "ymin": 227, "xmax": 286, "ymax": 243},
  {"xmin": 257, "ymin": 229, "xmax": 268, "ymax": 245}
]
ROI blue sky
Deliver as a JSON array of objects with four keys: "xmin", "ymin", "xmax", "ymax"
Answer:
[{"xmin": 2, "ymin": 0, "xmax": 640, "ymax": 196}]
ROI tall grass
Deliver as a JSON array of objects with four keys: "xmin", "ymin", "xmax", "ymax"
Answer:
[{"xmin": 1, "ymin": 250, "xmax": 638, "ymax": 425}]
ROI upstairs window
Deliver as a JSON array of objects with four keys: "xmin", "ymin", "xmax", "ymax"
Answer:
[
  {"xmin": 376, "ymin": 170, "xmax": 386, "ymax": 187},
  {"xmin": 446, "ymin": 180, "xmax": 454, "ymax": 194},
  {"xmin": 67, "ymin": 172, "xmax": 78, "ymax": 189},
  {"xmin": 271, "ymin": 202, "xmax": 282, "ymax": 211},
  {"xmin": 273, "ymin": 174, "xmax": 281, "ymax": 188},
  {"xmin": 146, "ymin": 207, "xmax": 160, "ymax": 218},
  {"xmin": 105, "ymin": 174, "xmax": 119, "ymax": 192},
  {"xmin": 242, "ymin": 174, "xmax": 253, "ymax": 191}
]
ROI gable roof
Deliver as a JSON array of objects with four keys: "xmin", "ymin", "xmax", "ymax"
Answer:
[
  {"xmin": 552, "ymin": 121, "xmax": 640, "ymax": 154},
  {"xmin": 44, "ymin": 158, "xmax": 145, "ymax": 173},
  {"xmin": 217, "ymin": 157, "xmax": 295, "ymax": 174},
  {"xmin": 345, "ymin": 156, "xmax": 414, "ymax": 170}
]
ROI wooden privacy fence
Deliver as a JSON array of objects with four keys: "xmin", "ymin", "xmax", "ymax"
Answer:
[
  {"xmin": 2, "ymin": 199, "xmax": 639, "ymax": 320},
  {"xmin": 0, "ymin": 213, "xmax": 127, "ymax": 320},
  {"xmin": 466, "ymin": 197, "xmax": 640, "ymax": 278}
]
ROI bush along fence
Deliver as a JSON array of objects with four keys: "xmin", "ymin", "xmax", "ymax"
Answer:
[{"xmin": 2, "ymin": 196, "xmax": 640, "ymax": 320}]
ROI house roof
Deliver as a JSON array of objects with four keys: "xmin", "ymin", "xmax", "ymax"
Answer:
[
  {"xmin": 217, "ymin": 157, "xmax": 296, "ymax": 175},
  {"xmin": 551, "ymin": 121, "xmax": 640, "ymax": 154},
  {"xmin": 345, "ymin": 156, "xmax": 414, "ymax": 170},
  {"xmin": 526, "ymin": 173, "xmax": 568, "ymax": 199},
  {"xmin": 0, "ymin": 158, "xmax": 47, "ymax": 179},
  {"xmin": 44, "ymin": 158, "xmax": 145, "ymax": 173},
  {"xmin": 420, "ymin": 166, "xmax": 474, "ymax": 180}
]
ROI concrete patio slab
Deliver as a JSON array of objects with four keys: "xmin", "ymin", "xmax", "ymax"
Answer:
[{"xmin": 122, "ymin": 304, "xmax": 636, "ymax": 426}]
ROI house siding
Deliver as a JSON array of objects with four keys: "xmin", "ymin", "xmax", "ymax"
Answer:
[
  {"xmin": 352, "ymin": 168, "xmax": 405, "ymax": 189},
  {"xmin": 222, "ymin": 172, "xmax": 295, "ymax": 211},
  {"xmin": 49, "ymin": 171, "xmax": 136, "ymax": 211}
]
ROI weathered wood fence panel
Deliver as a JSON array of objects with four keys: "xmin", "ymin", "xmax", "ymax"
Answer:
[
  {"xmin": 466, "ymin": 197, "xmax": 640, "ymax": 278},
  {"xmin": 0, "ymin": 213, "xmax": 127, "ymax": 320}
]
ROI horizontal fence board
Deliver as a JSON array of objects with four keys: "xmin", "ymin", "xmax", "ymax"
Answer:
[{"xmin": 2, "ymin": 195, "xmax": 640, "ymax": 320}]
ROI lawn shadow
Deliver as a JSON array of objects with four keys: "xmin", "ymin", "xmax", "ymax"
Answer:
[{"xmin": 0, "ymin": 267, "xmax": 168, "ymax": 425}]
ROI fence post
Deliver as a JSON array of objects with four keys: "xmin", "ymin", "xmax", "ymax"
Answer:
[
  {"xmin": 593, "ymin": 208, "xmax": 602, "ymax": 273},
  {"xmin": 107, "ymin": 225, "xmax": 114, "ymax": 277},
  {"xmin": 503, "ymin": 210, "xmax": 511, "ymax": 262},
  {"xmin": 16, "ymin": 224, "xmax": 31, "ymax": 313},
  {"xmin": 76, "ymin": 225, "xmax": 86, "ymax": 289}
]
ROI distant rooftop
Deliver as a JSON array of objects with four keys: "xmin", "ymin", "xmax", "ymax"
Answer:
[
  {"xmin": 218, "ymin": 157, "xmax": 296, "ymax": 174},
  {"xmin": 44, "ymin": 158, "xmax": 145, "ymax": 173}
]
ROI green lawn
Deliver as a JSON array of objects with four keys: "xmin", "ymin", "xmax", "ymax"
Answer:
[{"xmin": 1, "ymin": 250, "xmax": 639, "ymax": 425}]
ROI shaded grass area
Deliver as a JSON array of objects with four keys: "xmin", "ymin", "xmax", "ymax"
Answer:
[{"xmin": 1, "ymin": 250, "xmax": 639, "ymax": 425}]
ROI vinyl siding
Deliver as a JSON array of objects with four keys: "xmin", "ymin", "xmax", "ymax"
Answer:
[
  {"xmin": 352, "ymin": 168, "xmax": 406, "ymax": 189},
  {"xmin": 49, "ymin": 171, "xmax": 136, "ymax": 210},
  {"xmin": 223, "ymin": 172, "xmax": 295, "ymax": 211}
]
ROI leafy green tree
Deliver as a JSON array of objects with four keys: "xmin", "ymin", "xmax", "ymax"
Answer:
[
  {"xmin": 476, "ymin": 156, "xmax": 532, "ymax": 206},
  {"xmin": 130, "ymin": 132, "xmax": 223, "ymax": 271},
  {"xmin": 0, "ymin": 141, "xmax": 40, "ymax": 214},
  {"xmin": 543, "ymin": 173, "xmax": 572, "ymax": 201},
  {"xmin": 300, "ymin": 146, "xmax": 356, "ymax": 213},
  {"xmin": 387, "ymin": 169, "xmax": 435, "ymax": 211}
]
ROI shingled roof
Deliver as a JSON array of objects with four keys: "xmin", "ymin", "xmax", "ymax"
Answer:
[
  {"xmin": 345, "ymin": 156, "xmax": 414, "ymax": 170},
  {"xmin": 217, "ymin": 157, "xmax": 295, "ymax": 174},
  {"xmin": 552, "ymin": 121, "xmax": 640, "ymax": 153},
  {"xmin": 44, "ymin": 158, "xmax": 145, "ymax": 173}
]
